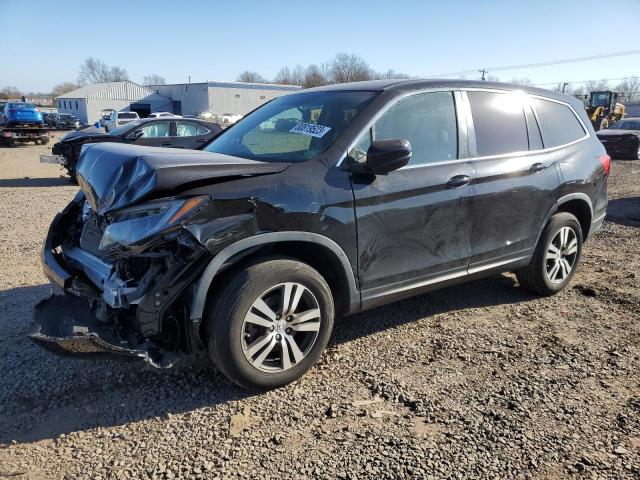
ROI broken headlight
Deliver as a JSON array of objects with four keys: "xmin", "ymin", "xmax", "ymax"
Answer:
[{"xmin": 99, "ymin": 195, "xmax": 209, "ymax": 251}]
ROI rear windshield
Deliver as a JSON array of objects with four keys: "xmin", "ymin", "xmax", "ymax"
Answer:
[
  {"xmin": 118, "ymin": 112, "xmax": 138, "ymax": 119},
  {"xmin": 204, "ymin": 90, "xmax": 377, "ymax": 162}
]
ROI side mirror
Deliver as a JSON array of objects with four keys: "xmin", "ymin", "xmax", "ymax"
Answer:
[{"xmin": 362, "ymin": 139, "xmax": 412, "ymax": 174}]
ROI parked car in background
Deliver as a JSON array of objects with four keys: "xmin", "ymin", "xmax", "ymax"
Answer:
[
  {"xmin": 41, "ymin": 117, "xmax": 221, "ymax": 181},
  {"xmin": 99, "ymin": 109, "xmax": 116, "ymax": 127},
  {"xmin": 596, "ymin": 118, "xmax": 640, "ymax": 159},
  {"xmin": 32, "ymin": 80, "xmax": 609, "ymax": 390},
  {"xmin": 1, "ymin": 102, "xmax": 43, "ymax": 126},
  {"xmin": 48, "ymin": 113, "xmax": 80, "ymax": 130},
  {"xmin": 219, "ymin": 112, "xmax": 243, "ymax": 124},
  {"xmin": 103, "ymin": 111, "xmax": 139, "ymax": 132},
  {"xmin": 148, "ymin": 111, "xmax": 181, "ymax": 118}
]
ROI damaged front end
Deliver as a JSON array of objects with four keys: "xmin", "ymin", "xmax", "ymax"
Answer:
[
  {"xmin": 32, "ymin": 143, "xmax": 288, "ymax": 368},
  {"xmin": 32, "ymin": 191, "xmax": 210, "ymax": 368}
]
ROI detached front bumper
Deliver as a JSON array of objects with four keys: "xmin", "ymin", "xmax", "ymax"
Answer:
[
  {"xmin": 30, "ymin": 295, "xmax": 180, "ymax": 368},
  {"xmin": 34, "ymin": 195, "xmax": 196, "ymax": 368}
]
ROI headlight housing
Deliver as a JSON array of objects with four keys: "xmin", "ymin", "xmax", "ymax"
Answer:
[{"xmin": 99, "ymin": 195, "xmax": 209, "ymax": 251}]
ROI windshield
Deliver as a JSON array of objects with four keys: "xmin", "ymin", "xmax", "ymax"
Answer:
[
  {"xmin": 108, "ymin": 119, "xmax": 143, "ymax": 136},
  {"xmin": 118, "ymin": 112, "xmax": 138, "ymax": 119},
  {"xmin": 590, "ymin": 92, "xmax": 611, "ymax": 107},
  {"xmin": 609, "ymin": 120, "xmax": 640, "ymax": 130},
  {"xmin": 204, "ymin": 90, "xmax": 377, "ymax": 162}
]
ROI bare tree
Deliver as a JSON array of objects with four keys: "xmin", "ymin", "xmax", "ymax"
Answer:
[
  {"xmin": 374, "ymin": 69, "xmax": 411, "ymax": 80},
  {"xmin": 78, "ymin": 58, "xmax": 129, "ymax": 84},
  {"xmin": 303, "ymin": 64, "xmax": 327, "ymax": 88},
  {"xmin": 109, "ymin": 66, "xmax": 129, "ymax": 82},
  {"xmin": 291, "ymin": 65, "xmax": 306, "ymax": 86},
  {"xmin": 143, "ymin": 74, "xmax": 166, "ymax": 86},
  {"xmin": 273, "ymin": 67, "xmax": 293, "ymax": 85},
  {"xmin": 329, "ymin": 53, "xmax": 372, "ymax": 83},
  {"xmin": 237, "ymin": 71, "xmax": 267, "ymax": 83},
  {"xmin": 0, "ymin": 86, "xmax": 22, "ymax": 99},
  {"xmin": 615, "ymin": 76, "xmax": 640, "ymax": 102},
  {"xmin": 584, "ymin": 79, "xmax": 610, "ymax": 93},
  {"xmin": 51, "ymin": 82, "xmax": 78, "ymax": 97},
  {"xmin": 511, "ymin": 77, "xmax": 533, "ymax": 86},
  {"xmin": 273, "ymin": 65, "xmax": 307, "ymax": 86}
]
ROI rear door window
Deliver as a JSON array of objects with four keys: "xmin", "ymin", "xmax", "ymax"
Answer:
[
  {"xmin": 532, "ymin": 98, "xmax": 586, "ymax": 148},
  {"xmin": 467, "ymin": 91, "xmax": 528, "ymax": 157},
  {"xmin": 139, "ymin": 122, "xmax": 170, "ymax": 138}
]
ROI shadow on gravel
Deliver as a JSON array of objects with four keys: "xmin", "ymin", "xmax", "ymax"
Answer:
[
  {"xmin": 0, "ymin": 177, "xmax": 70, "ymax": 188},
  {"xmin": 0, "ymin": 273, "xmax": 534, "ymax": 444},
  {"xmin": 0, "ymin": 285, "xmax": 252, "ymax": 445},
  {"xmin": 606, "ymin": 197, "xmax": 640, "ymax": 227},
  {"xmin": 331, "ymin": 273, "xmax": 535, "ymax": 345}
]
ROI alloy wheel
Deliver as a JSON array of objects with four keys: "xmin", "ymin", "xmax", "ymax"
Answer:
[
  {"xmin": 545, "ymin": 226, "xmax": 578, "ymax": 283},
  {"xmin": 241, "ymin": 282, "xmax": 321, "ymax": 372}
]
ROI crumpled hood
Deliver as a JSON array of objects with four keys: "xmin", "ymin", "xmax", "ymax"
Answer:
[
  {"xmin": 76, "ymin": 143, "xmax": 290, "ymax": 215},
  {"xmin": 61, "ymin": 126, "xmax": 109, "ymax": 142}
]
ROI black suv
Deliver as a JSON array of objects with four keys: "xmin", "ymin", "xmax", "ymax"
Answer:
[{"xmin": 33, "ymin": 80, "xmax": 609, "ymax": 389}]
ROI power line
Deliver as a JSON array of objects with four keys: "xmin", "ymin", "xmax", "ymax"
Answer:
[
  {"xmin": 532, "ymin": 76, "xmax": 635, "ymax": 87},
  {"xmin": 427, "ymin": 50, "xmax": 640, "ymax": 78}
]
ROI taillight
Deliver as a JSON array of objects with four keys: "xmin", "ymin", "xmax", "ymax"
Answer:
[{"xmin": 598, "ymin": 154, "xmax": 611, "ymax": 176}]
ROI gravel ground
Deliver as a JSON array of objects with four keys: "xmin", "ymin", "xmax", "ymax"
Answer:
[{"xmin": 0, "ymin": 134, "xmax": 638, "ymax": 479}]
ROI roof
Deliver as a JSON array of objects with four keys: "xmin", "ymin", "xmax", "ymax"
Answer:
[
  {"xmin": 57, "ymin": 81, "xmax": 169, "ymax": 101},
  {"xmin": 150, "ymin": 81, "xmax": 302, "ymax": 92},
  {"xmin": 303, "ymin": 79, "xmax": 580, "ymax": 104}
]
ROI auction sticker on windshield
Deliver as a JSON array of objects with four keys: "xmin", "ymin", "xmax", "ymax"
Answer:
[{"xmin": 289, "ymin": 122, "xmax": 331, "ymax": 138}]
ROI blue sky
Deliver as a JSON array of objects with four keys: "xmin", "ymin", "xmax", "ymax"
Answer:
[{"xmin": 1, "ymin": 0, "xmax": 639, "ymax": 92}]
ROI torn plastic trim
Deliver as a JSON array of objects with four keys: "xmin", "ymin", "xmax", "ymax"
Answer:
[{"xmin": 29, "ymin": 294, "xmax": 181, "ymax": 369}]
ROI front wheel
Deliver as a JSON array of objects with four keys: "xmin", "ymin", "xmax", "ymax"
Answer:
[
  {"xmin": 516, "ymin": 212, "xmax": 583, "ymax": 296},
  {"xmin": 206, "ymin": 256, "xmax": 334, "ymax": 390}
]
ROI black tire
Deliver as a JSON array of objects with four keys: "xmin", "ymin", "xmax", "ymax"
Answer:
[
  {"xmin": 516, "ymin": 212, "xmax": 583, "ymax": 296},
  {"xmin": 599, "ymin": 117, "xmax": 609, "ymax": 131},
  {"xmin": 206, "ymin": 256, "xmax": 334, "ymax": 390}
]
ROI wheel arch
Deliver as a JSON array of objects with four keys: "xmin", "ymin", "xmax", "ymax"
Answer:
[
  {"xmin": 189, "ymin": 232, "xmax": 360, "ymax": 327},
  {"xmin": 536, "ymin": 193, "xmax": 593, "ymax": 246}
]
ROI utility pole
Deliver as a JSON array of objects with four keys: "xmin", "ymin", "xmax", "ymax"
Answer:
[
  {"xmin": 562, "ymin": 82, "xmax": 569, "ymax": 93},
  {"xmin": 478, "ymin": 69, "xmax": 488, "ymax": 81}
]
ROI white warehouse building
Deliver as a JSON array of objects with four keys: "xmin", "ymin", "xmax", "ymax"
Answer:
[
  {"xmin": 56, "ymin": 81, "xmax": 172, "ymax": 124},
  {"xmin": 150, "ymin": 81, "xmax": 302, "ymax": 117}
]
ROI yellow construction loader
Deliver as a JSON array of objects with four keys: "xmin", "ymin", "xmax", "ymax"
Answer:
[{"xmin": 586, "ymin": 91, "xmax": 625, "ymax": 130}]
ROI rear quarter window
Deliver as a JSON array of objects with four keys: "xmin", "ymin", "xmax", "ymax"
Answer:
[{"xmin": 532, "ymin": 98, "xmax": 586, "ymax": 148}]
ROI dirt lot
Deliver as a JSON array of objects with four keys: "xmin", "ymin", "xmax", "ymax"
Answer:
[{"xmin": 0, "ymin": 133, "xmax": 638, "ymax": 479}]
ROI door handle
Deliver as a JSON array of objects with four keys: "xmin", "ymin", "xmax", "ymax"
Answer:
[
  {"xmin": 446, "ymin": 175, "xmax": 471, "ymax": 189},
  {"xmin": 530, "ymin": 162, "xmax": 546, "ymax": 172}
]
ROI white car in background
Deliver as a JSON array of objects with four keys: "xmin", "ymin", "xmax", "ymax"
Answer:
[
  {"xmin": 219, "ymin": 113, "xmax": 243, "ymax": 124},
  {"xmin": 103, "ymin": 111, "xmax": 140, "ymax": 132},
  {"xmin": 148, "ymin": 111, "xmax": 182, "ymax": 119}
]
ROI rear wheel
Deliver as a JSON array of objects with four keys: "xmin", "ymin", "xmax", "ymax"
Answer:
[
  {"xmin": 206, "ymin": 256, "xmax": 334, "ymax": 390},
  {"xmin": 516, "ymin": 212, "xmax": 582, "ymax": 296},
  {"xmin": 599, "ymin": 117, "xmax": 609, "ymax": 131}
]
